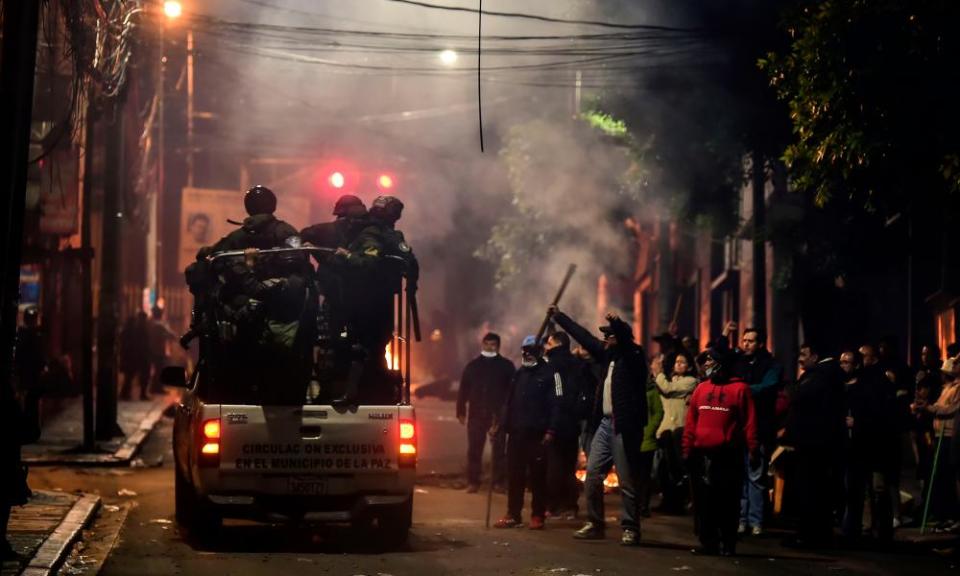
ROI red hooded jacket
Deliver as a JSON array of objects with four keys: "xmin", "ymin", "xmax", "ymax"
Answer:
[{"xmin": 682, "ymin": 377, "xmax": 758, "ymax": 457}]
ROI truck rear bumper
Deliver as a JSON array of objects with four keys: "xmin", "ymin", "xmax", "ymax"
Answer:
[{"xmin": 202, "ymin": 492, "xmax": 411, "ymax": 524}]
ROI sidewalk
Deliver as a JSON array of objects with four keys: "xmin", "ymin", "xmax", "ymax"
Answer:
[
  {"xmin": 22, "ymin": 394, "xmax": 174, "ymax": 466},
  {"xmin": 1, "ymin": 490, "xmax": 100, "ymax": 576}
]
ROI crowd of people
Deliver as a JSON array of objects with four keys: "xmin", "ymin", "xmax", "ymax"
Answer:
[{"xmin": 457, "ymin": 311, "xmax": 960, "ymax": 556}]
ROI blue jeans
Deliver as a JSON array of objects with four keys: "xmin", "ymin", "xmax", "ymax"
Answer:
[
  {"xmin": 739, "ymin": 446, "xmax": 765, "ymax": 528},
  {"xmin": 585, "ymin": 417, "xmax": 640, "ymax": 531}
]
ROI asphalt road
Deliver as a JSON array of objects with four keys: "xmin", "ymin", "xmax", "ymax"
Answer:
[{"xmin": 26, "ymin": 409, "xmax": 957, "ymax": 576}]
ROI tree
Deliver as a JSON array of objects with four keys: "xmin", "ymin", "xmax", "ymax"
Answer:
[{"xmin": 762, "ymin": 0, "xmax": 960, "ymax": 213}]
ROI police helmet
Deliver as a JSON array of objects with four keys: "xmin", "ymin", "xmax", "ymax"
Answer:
[
  {"xmin": 244, "ymin": 185, "xmax": 277, "ymax": 216},
  {"xmin": 333, "ymin": 195, "xmax": 367, "ymax": 218},
  {"xmin": 370, "ymin": 195, "xmax": 404, "ymax": 223}
]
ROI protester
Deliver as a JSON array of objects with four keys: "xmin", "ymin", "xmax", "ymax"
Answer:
[
  {"xmin": 781, "ymin": 342, "xmax": 846, "ymax": 548},
  {"xmin": 15, "ymin": 306, "xmax": 45, "ymax": 439},
  {"xmin": 120, "ymin": 311, "xmax": 151, "ymax": 401},
  {"xmin": 915, "ymin": 345, "xmax": 944, "ymax": 498},
  {"xmin": 682, "ymin": 348, "xmax": 758, "ymax": 557},
  {"xmin": 714, "ymin": 324, "xmax": 783, "ymax": 536},
  {"xmin": 543, "ymin": 331, "xmax": 587, "ymax": 519},
  {"xmin": 878, "ymin": 337, "xmax": 913, "ymax": 528},
  {"xmin": 1, "ymin": 373, "xmax": 31, "ymax": 560},
  {"xmin": 147, "ymin": 306, "xmax": 178, "ymax": 395},
  {"xmin": 551, "ymin": 307, "xmax": 648, "ymax": 546},
  {"xmin": 493, "ymin": 336, "xmax": 564, "ymax": 530},
  {"xmin": 639, "ymin": 370, "xmax": 664, "ymax": 517},
  {"xmin": 653, "ymin": 350, "xmax": 697, "ymax": 514},
  {"xmin": 456, "ymin": 332, "xmax": 515, "ymax": 493},
  {"xmin": 913, "ymin": 357, "xmax": 960, "ymax": 530}
]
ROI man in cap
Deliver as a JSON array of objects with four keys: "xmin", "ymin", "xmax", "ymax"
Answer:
[
  {"xmin": 492, "ymin": 335, "xmax": 565, "ymax": 530},
  {"xmin": 550, "ymin": 307, "xmax": 648, "ymax": 546}
]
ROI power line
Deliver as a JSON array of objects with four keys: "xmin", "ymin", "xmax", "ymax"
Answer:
[{"xmin": 381, "ymin": 0, "xmax": 704, "ymax": 32}]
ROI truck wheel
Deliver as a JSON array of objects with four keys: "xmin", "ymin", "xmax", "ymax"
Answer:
[
  {"xmin": 175, "ymin": 464, "xmax": 221, "ymax": 541},
  {"xmin": 378, "ymin": 496, "xmax": 412, "ymax": 547},
  {"xmin": 174, "ymin": 462, "xmax": 191, "ymax": 526}
]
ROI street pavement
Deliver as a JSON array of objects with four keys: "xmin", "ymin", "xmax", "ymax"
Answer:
[{"xmin": 15, "ymin": 405, "xmax": 958, "ymax": 576}]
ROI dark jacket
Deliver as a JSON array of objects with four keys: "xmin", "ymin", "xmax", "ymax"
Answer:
[
  {"xmin": 733, "ymin": 346, "xmax": 782, "ymax": 450},
  {"xmin": 783, "ymin": 358, "xmax": 846, "ymax": 452},
  {"xmin": 300, "ymin": 217, "xmax": 366, "ymax": 249},
  {"xmin": 209, "ymin": 214, "xmax": 298, "ymax": 253},
  {"xmin": 553, "ymin": 312, "xmax": 648, "ymax": 438},
  {"xmin": 544, "ymin": 347, "xmax": 588, "ymax": 438},
  {"xmin": 457, "ymin": 354, "xmax": 515, "ymax": 422},
  {"xmin": 844, "ymin": 368, "xmax": 898, "ymax": 466},
  {"xmin": 501, "ymin": 359, "xmax": 564, "ymax": 435}
]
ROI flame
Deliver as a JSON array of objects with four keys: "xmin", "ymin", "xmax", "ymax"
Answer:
[
  {"xmin": 385, "ymin": 342, "xmax": 399, "ymax": 370},
  {"xmin": 575, "ymin": 468, "xmax": 620, "ymax": 492}
]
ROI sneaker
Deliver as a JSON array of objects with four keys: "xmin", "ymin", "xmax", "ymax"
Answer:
[
  {"xmin": 892, "ymin": 517, "xmax": 902, "ymax": 529},
  {"xmin": 529, "ymin": 516, "xmax": 545, "ymax": 530},
  {"xmin": 737, "ymin": 523, "xmax": 747, "ymax": 535},
  {"xmin": 621, "ymin": 529, "xmax": 640, "ymax": 546},
  {"xmin": 494, "ymin": 516, "xmax": 521, "ymax": 529},
  {"xmin": 465, "ymin": 484, "xmax": 479, "ymax": 494},
  {"xmin": 573, "ymin": 522, "xmax": 605, "ymax": 540},
  {"xmin": 750, "ymin": 526, "xmax": 763, "ymax": 537}
]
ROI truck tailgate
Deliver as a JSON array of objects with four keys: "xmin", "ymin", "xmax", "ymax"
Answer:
[{"xmin": 218, "ymin": 405, "xmax": 403, "ymax": 476}]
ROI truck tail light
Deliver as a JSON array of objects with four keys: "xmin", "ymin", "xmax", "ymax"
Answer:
[
  {"xmin": 398, "ymin": 419, "xmax": 417, "ymax": 468},
  {"xmin": 199, "ymin": 418, "xmax": 221, "ymax": 467}
]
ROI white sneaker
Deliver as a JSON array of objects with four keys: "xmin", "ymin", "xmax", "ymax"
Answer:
[
  {"xmin": 751, "ymin": 526, "xmax": 763, "ymax": 537},
  {"xmin": 737, "ymin": 523, "xmax": 747, "ymax": 535}
]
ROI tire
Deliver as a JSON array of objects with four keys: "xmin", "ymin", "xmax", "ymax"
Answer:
[
  {"xmin": 377, "ymin": 495, "xmax": 413, "ymax": 548},
  {"xmin": 175, "ymin": 463, "xmax": 221, "ymax": 541}
]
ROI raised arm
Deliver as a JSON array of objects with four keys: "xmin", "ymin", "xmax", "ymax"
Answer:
[{"xmin": 552, "ymin": 310, "xmax": 605, "ymax": 360}]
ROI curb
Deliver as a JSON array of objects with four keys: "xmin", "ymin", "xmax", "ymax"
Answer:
[
  {"xmin": 19, "ymin": 494, "xmax": 101, "ymax": 576},
  {"xmin": 24, "ymin": 398, "xmax": 173, "ymax": 466}
]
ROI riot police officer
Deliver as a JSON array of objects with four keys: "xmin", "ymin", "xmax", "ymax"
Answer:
[
  {"xmin": 347, "ymin": 195, "xmax": 419, "ymax": 293},
  {"xmin": 207, "ymin": 185, "xmax": 299, "ymax": 253},
  {"xmin": 300, "ymin": 195, "xmax": 368, "ymax": 249}
]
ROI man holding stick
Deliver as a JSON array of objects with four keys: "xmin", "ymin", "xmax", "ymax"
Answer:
[{"xmin": 550, "ymin": 306, "xmax": 648, "ymax": 546}]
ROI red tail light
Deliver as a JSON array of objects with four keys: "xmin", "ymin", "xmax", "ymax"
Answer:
[
  {"xmin": 399, "ymin": 419, "xmax": 417, "ymax": 468},
  {"xmin": 199, "ymin": 418, "xmax": 221, "ymax": 467}
]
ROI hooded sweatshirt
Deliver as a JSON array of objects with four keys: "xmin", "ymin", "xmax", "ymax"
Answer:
[{"xmin": 682, "ymin": 376, "xmax": 757, "ymax": 457}]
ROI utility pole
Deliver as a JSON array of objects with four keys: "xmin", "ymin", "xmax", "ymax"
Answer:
[
  {"xmin": 186, "ymin": 29, "xmax": 195, "ymax": 188},
  {"xmin": 752, "ymin": 150, "xmax": 767, "ymax": 333},
  {"xmin": 80, "ymin": 91, "xmax": 97, "ymax": 450},
  {"xmin": 0, "ymin": 0, "xmax": 42, "ymax": 398},
  {"xmin": 96, "ymin": 97, "xmax": 126, "ymax": 440}
]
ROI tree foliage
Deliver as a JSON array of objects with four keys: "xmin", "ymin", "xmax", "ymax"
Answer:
[{"xmin": 762, "ymin": 0, "xmax": 960, "ymax": 212}]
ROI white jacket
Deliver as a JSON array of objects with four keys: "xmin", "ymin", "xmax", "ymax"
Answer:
[{"xmin": 655, "ymin": 372, "xmax": 698, "ymax": 438}]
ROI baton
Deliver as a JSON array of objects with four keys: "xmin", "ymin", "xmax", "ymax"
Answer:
[{"xmin": 535, "ymin": 264, "xmax": 577, "ymax": 343}]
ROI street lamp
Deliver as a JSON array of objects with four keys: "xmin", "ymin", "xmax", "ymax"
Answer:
[
  {"xmin": 439, "ymin": 49, "xmax": 458, "ymax": 66},
  {"xmin": 163, "ymin": 1, "xmax": 183, "ymax": 19}
]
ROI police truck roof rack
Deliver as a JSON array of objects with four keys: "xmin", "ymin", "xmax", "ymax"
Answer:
[{"xmin": 204, "ymin": 246, "xmax": 337, "ymax": 263}]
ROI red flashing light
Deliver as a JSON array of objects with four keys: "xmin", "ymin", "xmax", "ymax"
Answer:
[
  {"xmin": 329, "ymin": 171, "xmax": 345, "ymax": 189},
  {"xmin": 377, "ymin": 174, "xmax": 395, "ymax": 190}
]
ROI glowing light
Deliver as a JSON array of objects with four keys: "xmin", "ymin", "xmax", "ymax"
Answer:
[
  {"xmin": 399, "ymin": 443, "xmax": 417, "ymax": 455},
  {"xmin": 378, "ymin": 174, "xmax": 395, "ymax": 189},
  {"xmin": 163, "ymin": 1, "xmax": 183, "ymax": 18},
  {"xmin": 439, "ymin": 49, "xmax": 458, "ymax": 66},
  {"xmin": 400, "ymin": 421, "xmax": 415, "ymax": 440},
  {"xmin": 329, "ymin": 171, "xmax": 345, "ymax": 189},
  {"xmin": 385, "ymin": 343, "xmax": 399, "ymax": 370},
  {"xmin": 203, "ymin": 419, "xmax": 220, "ymax": 439},
  {"xmin": 201, "ymin": 442, "xmax": 219, "ymax": 455}
]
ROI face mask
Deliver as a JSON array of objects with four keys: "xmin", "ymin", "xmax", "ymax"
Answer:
[
  {"xmin": 480, "ymin": 350, "xmax": 498, "ymax": 358},
  {"xmin": 521, "ymin": 358, "xmax": 537, "ymax": 368},
  {"xmin": 704, "ymin": 363, "xmax": 719, "ymax": 379}
]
